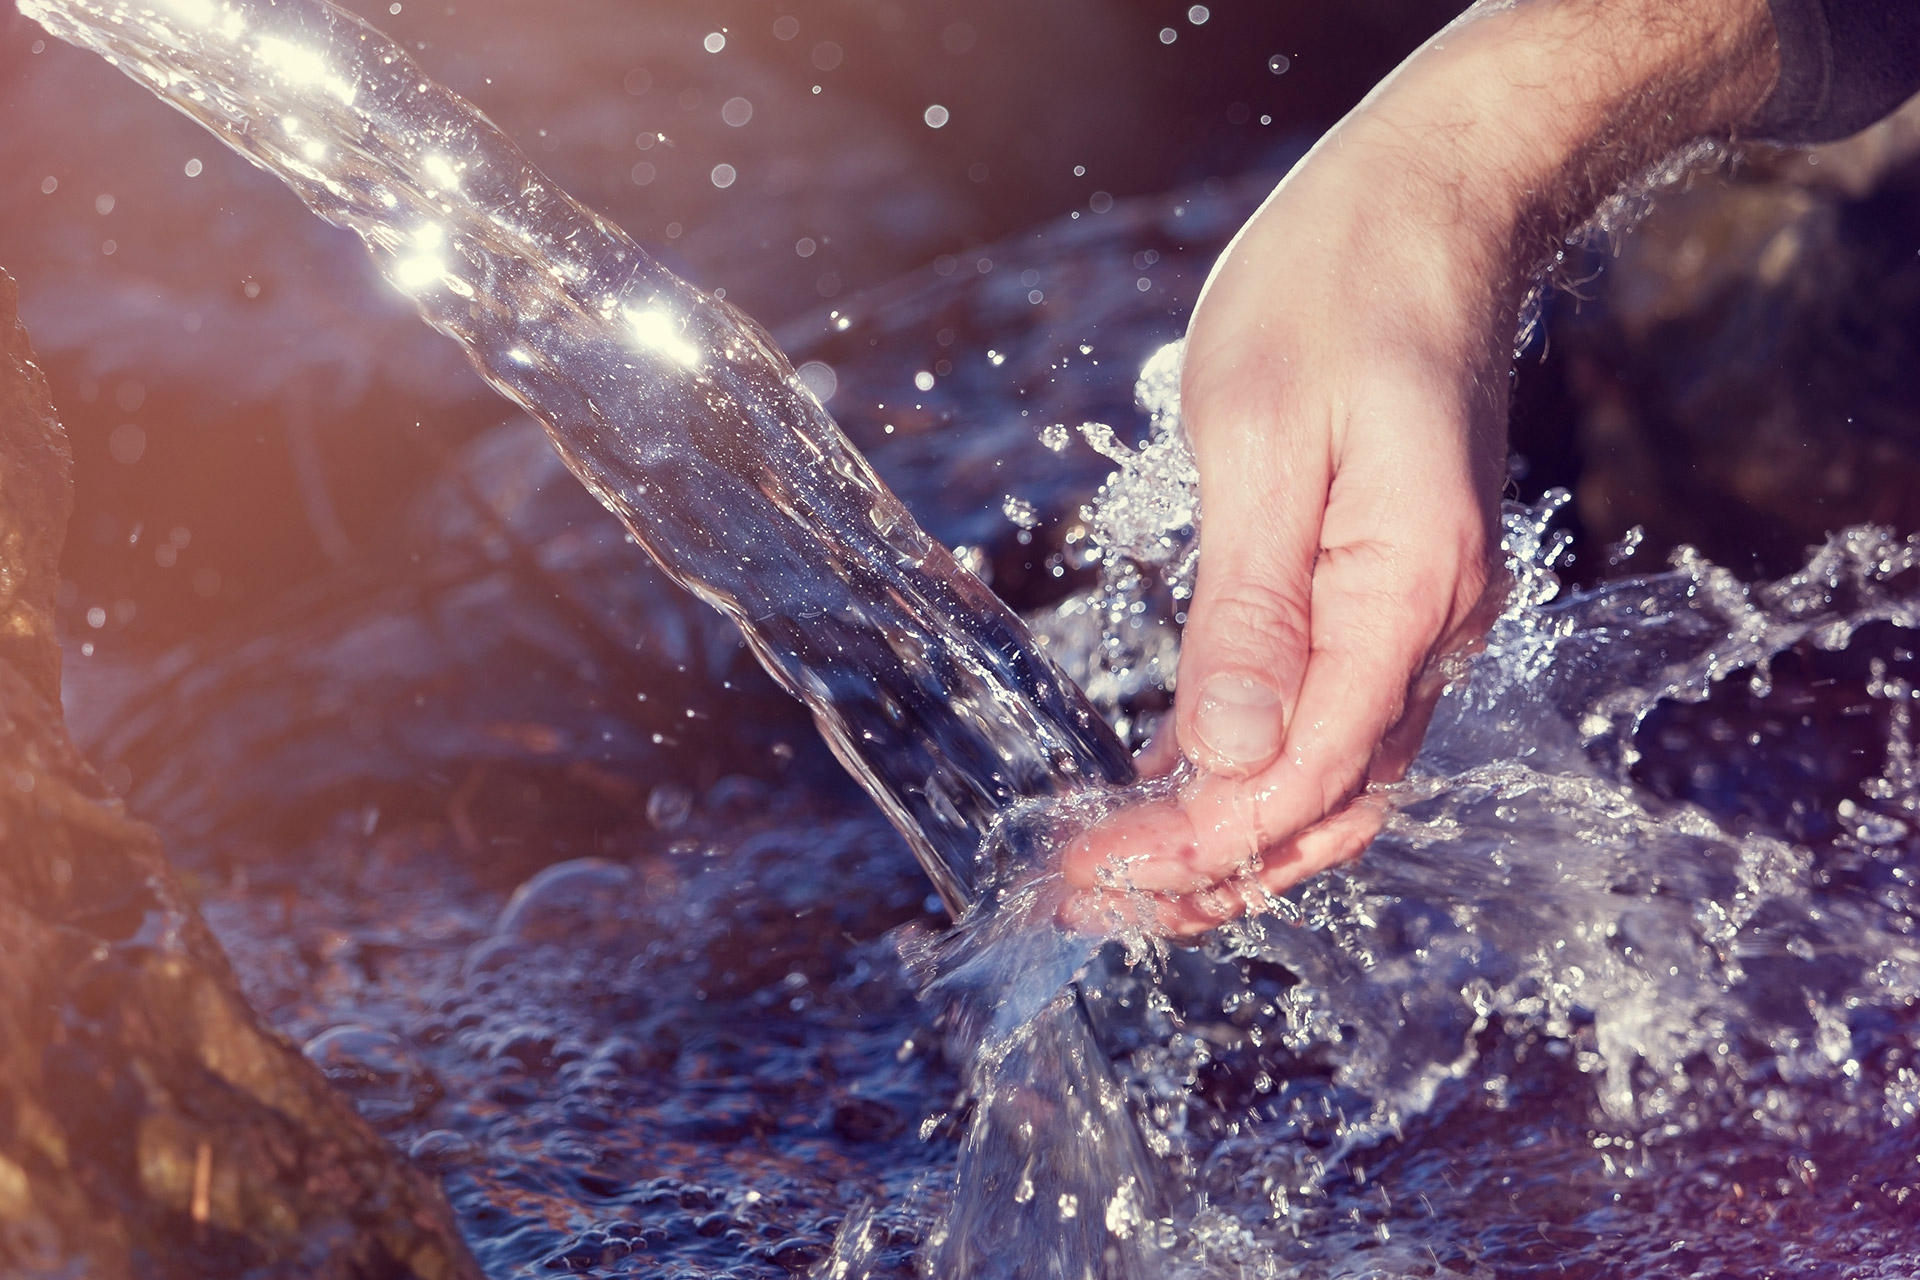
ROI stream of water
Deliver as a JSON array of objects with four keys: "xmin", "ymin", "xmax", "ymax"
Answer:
[
  {"xmin": 21, "ymin": 0, "xmax": 1163, "ymax": 1274},
  {"xmin": 22, "ymin": 1, "xmax": 1920, "ymax": 1277}
]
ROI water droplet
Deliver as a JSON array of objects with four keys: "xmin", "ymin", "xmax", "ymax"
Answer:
[{"xmin": 646, "ymin": 783, "xmax": 694, "ymax": 830}]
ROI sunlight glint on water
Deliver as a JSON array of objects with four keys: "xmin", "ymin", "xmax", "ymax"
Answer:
[
  {"xmin": 25, "ymin": 0, "xmax": 1920, "ymax": 1273},
  {"xmin": 21, "ymin": 0, "xmax": 1164, "ymax": 1276}
]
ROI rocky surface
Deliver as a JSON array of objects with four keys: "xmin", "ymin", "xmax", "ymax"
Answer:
[
  {"xmin": 1551, "ymin": 102, "xmax": 1920, "ymax": 576},
  {"xmin": 0, "ymin": 266, "xmax": 479, "ymax": 1280}
]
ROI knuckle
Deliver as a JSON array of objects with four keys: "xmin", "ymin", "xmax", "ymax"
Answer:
[{"xmin": 1198, "ymin": 576, "xmax": 1312, "ymax": 665}]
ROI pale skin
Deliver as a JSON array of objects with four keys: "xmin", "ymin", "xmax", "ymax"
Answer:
[{"xmin": 1065, "ymin": 0, "xmax": 1783, "ymax": 933}]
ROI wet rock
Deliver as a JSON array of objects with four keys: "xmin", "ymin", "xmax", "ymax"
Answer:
[
  {"xmin": 0, "ymin": 267, "xmax": 480, "ymax": 1280},
  {"xmin": 1558, "ymin": 102, "xmax": 1920, "ymax": 574},
  {"xmin": 829, "ymin": 1095, "xmax": 906, "ymax": 1144}
]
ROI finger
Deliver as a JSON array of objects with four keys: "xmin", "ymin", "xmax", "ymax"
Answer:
[
  {"xmin": 1057, "ymin": 882, "xmax": 1246, "ymax": 938},
  {"xmin": 1170, "ymin": 353, "xmax": 1331, "ymax": 780},
  {"xmin": 1252, "ymin": 796, "xmax": 1385, "ymax": 898},
  {"xmin": 1063, "ymin": 500, "xmax": 1481, "ymax": 897}
]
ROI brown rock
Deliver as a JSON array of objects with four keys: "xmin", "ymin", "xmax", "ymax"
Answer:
[
  {"xmin": 1562, "ymin": 115, "xmax": 1920, "ymax": 572},
  {"xmin": 0, "ymin": 266, "xmax": 480, "ymax": 1280}
]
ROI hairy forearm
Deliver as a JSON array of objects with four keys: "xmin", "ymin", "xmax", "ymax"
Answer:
[{"xmin": 1320, "ymin": 0, "xmax": 1780, "ymax": 301}]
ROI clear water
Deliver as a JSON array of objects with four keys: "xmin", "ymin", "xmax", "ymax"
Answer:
[
  {"xmin": 25, "ymin": 1, "xmax": 1920, "ymax": 1277},
  {"xmin": 19, "ymin": 0, "xmax": 1153, "ymax": 1274}
]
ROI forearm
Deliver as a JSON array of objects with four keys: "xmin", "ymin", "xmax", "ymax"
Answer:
[{"xmin": 1326, "ymin": 0, "xmax": 1780, "ymax": 288}]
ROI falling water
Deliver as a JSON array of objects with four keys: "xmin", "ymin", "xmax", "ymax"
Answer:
[
  {"xmin": 20, "ymin": 0, "xmax": 1164, "ymax": 1275},
  {"xmin": 25, "ymin": 2, "xmax": 1920, "ymax": 1275}
]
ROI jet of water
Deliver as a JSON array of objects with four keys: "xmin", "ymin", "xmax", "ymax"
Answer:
[{"xmin": 20, "ymin": 0, "xmax": 1163, "ymax": 1274}]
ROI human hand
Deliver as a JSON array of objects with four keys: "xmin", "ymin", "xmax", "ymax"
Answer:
[{"xmin": 1063, "ymin": 0, "xmax": 1781, "ymax": 934}]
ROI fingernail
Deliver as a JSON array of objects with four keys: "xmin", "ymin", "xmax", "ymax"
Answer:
[{"xmin": 1192, "ymin": 673, "xmax": 1284, "ymax": 773}]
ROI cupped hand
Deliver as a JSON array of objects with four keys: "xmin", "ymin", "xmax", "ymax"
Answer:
[
  {"xmin": 1059, "ymin": 0, "xmax": 1781, "ymax": 935},
  {"xmin": 1063, "ymin": 106, "xmax": 1519, "ymax": 935}
]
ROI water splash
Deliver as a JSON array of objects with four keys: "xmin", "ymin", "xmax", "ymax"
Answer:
[
  {"xmin": 1030, "ymin": 339, "xmax": 1198, "ymax": 745},
  {"xmin": 1029, "ymin": 343, "xmax": 1920, "ymax": 1275}
]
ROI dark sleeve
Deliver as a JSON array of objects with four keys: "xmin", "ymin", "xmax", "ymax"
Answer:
[{"xmin": 1750, "ymin": 0, "xmax": 1920, "ymax": 143}]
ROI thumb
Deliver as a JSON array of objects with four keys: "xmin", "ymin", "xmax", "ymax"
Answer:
[{"xmin": 1173, "ymin": 407, "xmax": 1327, "ymax": 779}]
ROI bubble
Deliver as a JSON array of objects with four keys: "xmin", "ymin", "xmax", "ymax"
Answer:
[
  {"xmin": 811, "ymin": 40, "xmax": 843, "ymax": 70},
  {"xmin": 1089, "ymin": 191, "xmax": 1112, "ymax": 213},
  {"xmin": 407, "ymin": 1130, "xmax": 476, "ymax": 1171},
  {"xmin": 1158, "ymin": 27, "xmax": 1177, "ymax": 44},
  {"xmin": 923, "ymin": 104, "xmax": 950, "ymax": 129},
  {"xmin": 720, "ymin": 96, "xmax": 752, "ymax": 127},
  {"xmin": 94, "ymin": 193, "xmax": 114, "ymax": 215},
  {"xmin": 1268, "ymin": 53, "xmax": 1291, "ymax": 74},
  {"xmin": 772, "ymin": 14, "xmax": 799, "ymax": 40},
  {"xmin": 702, "ymin": 31, "xmax": 725, "ymax": 53},
  {"xmin": 796, "ymin": 361, "xmax": 837, "ymax": 404},
  {"xmin": 795, "ymin": 236, "xmax": 817, "ymax": 258},
  {"xmin": 630, "ymin": 161, "xmax": 655, "ymax": 186},
  {"xmin": 302, "ymin": 1025, "xmax": 440, "ymax": 1126},
  {"xmin": 487, "ymin": 858, "xmax": 637, "ymax": 960},
  {"xmin": 622, "ymin": 67, "xmax": 651, "ymax": 95},
  {"xmin": 1187, "ymin": 4, "xmax": 1210, "ymax": 22},
  {"xmin": 183, "ymin": 157, "xmax": 202, "ymax": 177},
  {"xmin": 709, "ymin": 163, "xmax": 736, "ymax": 189},
  {"xmin": 914, "ymin": 370, "xmax": 936, "ymax": 392},
  {"xmin": 39, "ymin": 176, "xmax": 56, "ymax": 194}
]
